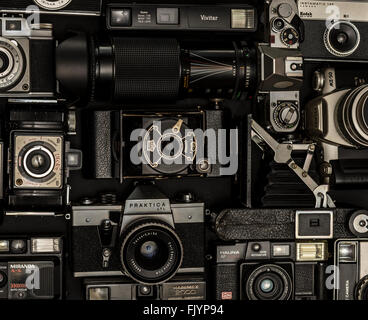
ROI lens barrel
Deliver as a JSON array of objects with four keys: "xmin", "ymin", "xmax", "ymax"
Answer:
[
  {"xmin": 120, "ymin": 221, "xmax": 183, "ymax": 285},
  {"xmin": 337, "ymin": 85, "xmax": 368, "ymax": 148},
  {"xmin": 245, "ymin": 264, "xmax": 292, "ymax": 300},
  {"xmin": 56, "ymin": 34, "xmax": 256, "ymax": 102}
]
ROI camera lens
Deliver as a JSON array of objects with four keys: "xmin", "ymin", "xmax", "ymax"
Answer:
[
  {"xmin": 272, "ymin": 18, "xmax": 285, "ymax": 31},
  {"xmin": 140, "ymin": 241, "xmax": 159, "ymax": 259},
  {"xmin": 0, "ymin": 51, "xmax": 10, "ymax": 74},
  {"xmin": 120, "ymin": 221, "xmax": 183, "ymax": 285},
  {"xmin": 22, "ymin": 145, "xmax": 55, "ymax": 179},
  {"xmin": 245, "ymin": 264, "xmax": 292, "ymax": 300},
  {"xmin": 0, "ymin": 37, "xmax": 25, "ymax": 91},
  {"xmin": 56, "ymin": 35, "xmax": 256, "ymax": 102},
  {"xmin": 355, "ymin": 275, "xmax": 368, "ymax": 300},
  {"xmin": 324, "ymin": 21, "xmax": 360, "ymax": 57},
  {"xmin": 259, "ymin": 278, "xmax": 274, "ymax": 293},
  {"xmin": 337, "ymin": 85, "xmax": 368, "ymax": 147}
]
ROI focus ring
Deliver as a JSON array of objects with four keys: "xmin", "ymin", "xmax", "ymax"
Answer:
[
  {"xmin": 120, "ymin": 220, "xmax": 184, "ymax": 285},
  {"xmin": 324, "ymin": 21, "xmax": 360, "ymax": 57}
]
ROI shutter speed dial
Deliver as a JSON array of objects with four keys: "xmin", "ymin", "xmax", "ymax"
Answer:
[{"xmin": 281, "ymin": 28, "xmax": 299, "ymax": 47}]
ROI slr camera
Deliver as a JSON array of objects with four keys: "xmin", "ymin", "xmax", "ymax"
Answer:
[
  {"xmin": 0, "ymin": 17, "xmax": 55, "ymax": 97},
  {"xmin": 306, "ymin": 67, "xmax": 368, "ymax": 159},
  {"xmin": 7, "ymin": 108, "xmax": 82, "ymax": 208},
  {"xmin": 257, "ymin": 43, "xmax": 303, "ymax": 133},
  {"xmin": 71, "ymin": 184, "xmax": 205, "ymax": 300}
]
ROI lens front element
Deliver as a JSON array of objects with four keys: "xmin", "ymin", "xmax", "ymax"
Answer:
[{"xmin": 120, "ymin": 221, "xmax": 183, "ymax": 285}]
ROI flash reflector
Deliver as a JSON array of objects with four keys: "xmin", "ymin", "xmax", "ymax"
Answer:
[
  {"xmin": 31, "ymin": 238, "xmax": 61, "ymax": 253},
  {"xmin": 272, "ymin": 244, "xmax": 291, "ymax": 257},
  {"xmin": 0, "ymin": 240, "xmax": 9, "ymax": 252},
  {"xmin": 296, "ymin": 242, "xmax": 328, "ymax": 261},
  {"xmin": 88, "ymin": 287, "xmax": 109, "ymax": 300}
]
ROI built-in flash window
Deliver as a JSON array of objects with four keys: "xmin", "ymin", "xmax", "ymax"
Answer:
[
  {"xmin": 31, "ymin": 238, "xmax": 61, "ymax": 253},
  {"xmin": 0, "ymin": 240, "xmax": 9, "ymax": 253},
  {"xmin": 296, "ymin": 242, "xmax": 328, "ymax": 261},
  {"xmin": 231, "ymin": 9, "xmax": 255, "ymax": 29},
  {"xmin": 272, "ymin": 244, "xmax": 290, "ymax": 257},
  {"xmin": 88, "ymin": 287, "xmax": 109, "ymax": 300}
]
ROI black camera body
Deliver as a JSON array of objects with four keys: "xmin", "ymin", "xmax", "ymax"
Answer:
[
  {"xmin": 0, "ymin": 17, "xmax": 55, "ymax": 97},
  {"xmin": 88, "ymin": 109, "xmax": 225, "ymax": 180},
  {"xmin": 71, "ymin": 184, "xmax": 205, "ymax": 299},
  {"xmin": 212, "ymin": 207, "xmax": 368, "ymax": 300},
  {"xmin": 7, "ymin": 108, "xmax": 82, "ymax": 208},
  {"xmin": 84, "ymin": 276, "xmax": 206, "ymax": 300},
  {"xmin": 334, "ymin": 238, "xmax": 368, "ymax": 300},
  {"xmin": 215, "ymin": 240, "xmax": 328, "ymax": 300},
  {"xmin": 0, "ymin": 236, "xmax": 63, "ymax": 300}
]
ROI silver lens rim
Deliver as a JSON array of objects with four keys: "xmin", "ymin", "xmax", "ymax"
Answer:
[
  {"xmin": 246, "ymin": 264, "xmax": 292, "ymax": 301},
  {"xmin": 23, "ymin": 145, "xmax": 55, "ymax": 179},
  {"xmin": 0, "ymin": 47, "xmax": 14, "ymax": 78},
  {"xmin": 324, "ymin": 20, "xmax": 360, "ymax": 57},
  {"xmin": 341, "ymin": 85, "xmax": 368, "ymax": 147},
  {"xmin": 0, "ymin": 37, "xmax": 24, "ymax": 90}
]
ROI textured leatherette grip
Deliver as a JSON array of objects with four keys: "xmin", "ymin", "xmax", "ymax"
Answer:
[
  {"xmin": 112, "ymin": 38, "xmax": 181, "ymax": 100},
  {"xmin": 215, "ymin": 208, "xmax": 355, "ymax": 241},
  {"xmin": 91, "ymin": 111, "xmax": 113, "ymax": 179}
]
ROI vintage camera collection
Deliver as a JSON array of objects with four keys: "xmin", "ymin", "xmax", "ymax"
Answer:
[{"xmin": 0, "ymin": 0, "xmax": 367, "ymax": 301}]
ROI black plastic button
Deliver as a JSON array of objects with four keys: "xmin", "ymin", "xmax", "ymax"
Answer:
[{"xmin": 252, "ymin": 243, "xmax": 261, "ymax": 252}]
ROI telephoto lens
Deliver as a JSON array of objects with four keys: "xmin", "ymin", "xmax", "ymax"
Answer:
[{"xmin": 55, "ymin": 33, "xmax": 256, "ymax": 102}]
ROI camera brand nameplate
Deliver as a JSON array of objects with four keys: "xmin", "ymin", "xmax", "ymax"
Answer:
[
  {"xmin": 298, "ymin": 0, "xmax": 368, "ymax": 22},
  {"xmin": 7, "ymin": 261, "xmax": 54, "ymax": 299},
  {"xmin": 162, "ymin": 281, "xmax": 206, "ymax": 300},
  {"xmin": 124, "ymin": 199, "xmax": 172, "ymax": 214}
]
